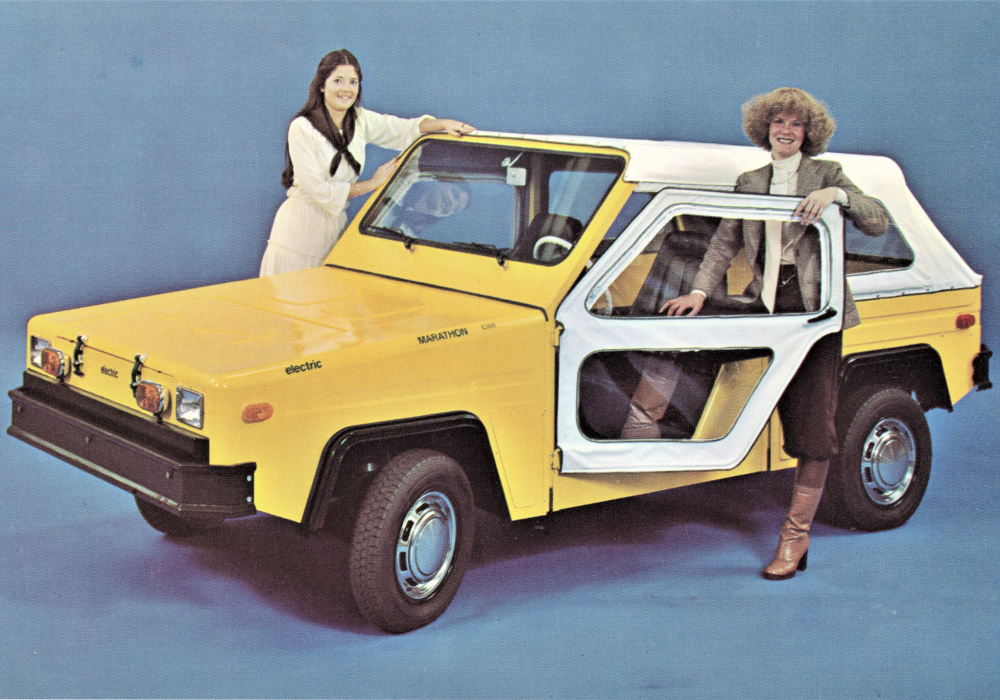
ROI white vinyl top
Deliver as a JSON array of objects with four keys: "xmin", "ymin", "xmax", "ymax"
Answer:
[{"xmin": 476, "ymin": 131, "xmax": 983, "ymax": 299}]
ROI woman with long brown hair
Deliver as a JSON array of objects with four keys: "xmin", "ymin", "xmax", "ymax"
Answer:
[{"xmin": 259, "ymin": 49, "xmax": 473, "ymax": 275}]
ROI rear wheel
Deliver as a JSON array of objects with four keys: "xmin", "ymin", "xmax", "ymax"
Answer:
[
  {"xmin": 134, "ymin": 495, "xmax": 221, "ymax": 537},
  {"xmin": 349, "ymin": 449, "xmax": 474, "ymax": 634},
  {"xmin": 824, "ymin": 387, "xmax": 932, "ymax": 531}
]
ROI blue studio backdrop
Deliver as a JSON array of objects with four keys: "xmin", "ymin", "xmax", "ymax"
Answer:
[{"xmin": 1, "ymin": 2, "xmax": 999, "ymax": 699}]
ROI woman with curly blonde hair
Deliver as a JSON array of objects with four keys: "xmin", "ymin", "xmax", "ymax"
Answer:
[
  {"xmin": 742, "ymin": 87, "xmax": 836, "ymax": 158},
  {"xmin": 640, "ymin": 88, "xmax": 889, "ymax": 579}
]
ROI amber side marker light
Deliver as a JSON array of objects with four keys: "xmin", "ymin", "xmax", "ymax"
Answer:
[
  {"xmin": 135, "ymin": 380, "xmax": 171, "ymax": 415},
  {"xmin": 39, "ymin": 347, "xmax": 70, "ymax": 379},
  {"xmin": 242, "ymin": 403, "xmax": 274, "ymax": 423},
  {"xmin": 956, "ymin": 314, "xmax": 977, "ymax": 330}
]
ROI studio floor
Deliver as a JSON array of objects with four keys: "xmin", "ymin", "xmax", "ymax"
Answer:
[{"xmin": 1, "ymin": 356, "xmax": 997, "ymax": 699}]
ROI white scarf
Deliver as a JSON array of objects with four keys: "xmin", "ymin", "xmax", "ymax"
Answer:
[{"xmin": 760, "ymin": 151, "xmax": 803, "ymax": 311}]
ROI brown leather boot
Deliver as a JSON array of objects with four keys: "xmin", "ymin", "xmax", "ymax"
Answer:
[
  {"xmin": 620, "ymin": 361, "xmax": 681, "ymax": 439},
  {"xmin": 621, "ymin": 404, "xmax": 664, "ymax": 439},
  {"xmin": 762, "ymin": 484, "xmax": 823, "ymax": 580}
]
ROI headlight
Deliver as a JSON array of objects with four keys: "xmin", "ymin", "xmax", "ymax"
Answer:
[
  {"xmin": 176, "ymin": 386, "xmax": 204, "ymax": 429},
  {"xmin": 30, "ymin": 336, "xmax": 51, "ymax": 368}
]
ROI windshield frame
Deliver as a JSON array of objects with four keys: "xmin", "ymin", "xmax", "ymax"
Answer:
[{"xmin": 358, "ymin": 137, "xmax": 627, "ymax": 267}]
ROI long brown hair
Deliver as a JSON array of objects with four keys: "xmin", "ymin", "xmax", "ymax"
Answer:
[{"xmin": 281, "ymin": 49, "xmax": 364, "ymax": 189}]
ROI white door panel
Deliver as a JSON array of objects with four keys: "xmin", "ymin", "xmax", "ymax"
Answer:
[{"xmin": 556, "ymin": 190, "xmax": 844, "ymax": 473}]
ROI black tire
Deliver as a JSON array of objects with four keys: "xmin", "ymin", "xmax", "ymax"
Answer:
[
  {"xmin": 349, "ymin": 449, "xmax": 474, "ymax": 634},
  {"xmin": 134, "ymin": 495, "xmax": 221, "ymax": 537},
  {"xmin": 824, "ymin": 387, "xmax": 932, "ymax": 531}
]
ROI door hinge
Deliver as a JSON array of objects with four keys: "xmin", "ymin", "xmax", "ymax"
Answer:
[
  {"xmin": 550, "ymin": 447, "xmax": 562, "ymax": 473},
  {"xmin": 552, "ymin": 322, "xmax": 564, "ymax": 348}
]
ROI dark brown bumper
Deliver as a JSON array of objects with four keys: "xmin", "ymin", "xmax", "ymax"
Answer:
[
  {"xmin": 8, "ymin": 372, "xmax": 256, "ymax": 519},
  {"xmin": 974, "ymin": 344, "xmax": 993, "ymax": 391}
]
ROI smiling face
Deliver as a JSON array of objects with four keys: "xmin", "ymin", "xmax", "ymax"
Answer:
[
  {"xmin": 321, "ymin": 64, "xmax": 360, "ymax": 115},
  {"xmin": 768, "ymin": 111, "xmax": 806, "ymax": 159}
]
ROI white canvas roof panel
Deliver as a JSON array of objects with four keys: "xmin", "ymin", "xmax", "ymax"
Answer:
[{"xmin": 477, "ymin": 131, "xmax": 983, "ymax": 299}]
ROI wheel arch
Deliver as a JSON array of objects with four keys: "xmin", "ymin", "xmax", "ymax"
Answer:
[
  {"xmin": 839, "ymin": 343, "xmax": 952, "ymax": 413},
  {"xmin": 302, "ymin": 412, "xmax": 508, "ymax": 532}
]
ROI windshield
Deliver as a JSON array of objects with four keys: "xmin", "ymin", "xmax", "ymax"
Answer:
[{"xmin": 360, "ymin": 139, "xmax": 626, "ymax": 265}]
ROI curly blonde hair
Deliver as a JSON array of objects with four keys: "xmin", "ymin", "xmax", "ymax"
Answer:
[{"xmin": 742, "ymin": 87, "xmax": 836, "ymax": 157}]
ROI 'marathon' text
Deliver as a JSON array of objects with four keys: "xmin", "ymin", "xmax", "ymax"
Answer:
[{"xmin": 418, "ymin": 328, "xmax": 469, "ymax": 345}]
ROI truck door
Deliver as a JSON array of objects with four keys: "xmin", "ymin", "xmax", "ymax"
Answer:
[{"xmin": 555, "ymin": 189, "xmax": 845, "ymax": 473}]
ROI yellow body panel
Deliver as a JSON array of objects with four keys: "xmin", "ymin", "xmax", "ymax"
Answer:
[{"xmin": 846, "ymin": 288, "xmax": 982, "ymax": 403}]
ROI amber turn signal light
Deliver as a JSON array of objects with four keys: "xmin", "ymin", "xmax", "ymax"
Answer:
[
  {"xmin": 135, "ymin": 381, "xmax": 171, "ymax": 414},
  {"xmin": 39, "ymin": 347, "xmax": 69, "ymax": 379},
  {"xmin": 956, "ymin": 314, "xmax": 976, "ymax": 330},
  {"xmin": 242, "ymin": 403, "xmax": 274, "ymax": 423}
]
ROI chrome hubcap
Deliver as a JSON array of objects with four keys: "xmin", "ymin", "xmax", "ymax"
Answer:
[
  {"xmin": 860, "ymin": 418, "xmax": 917, "ymax": 506},
  {"xmin": 395, "ymin": 491, "xmax": 457, "ymax": 601}
]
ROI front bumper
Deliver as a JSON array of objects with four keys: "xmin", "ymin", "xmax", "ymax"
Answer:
[{"xmin": 8, "ymin": 372, "xmax": 256, "ymax": 519}]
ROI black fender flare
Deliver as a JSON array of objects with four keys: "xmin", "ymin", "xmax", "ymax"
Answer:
[
  {"xmin": 302, "ymin": 412, "xmax": 507, "ymax": 532},
  {"xmin": 839, "ymin": 343, "xmax": 952, "ymax": 413}
]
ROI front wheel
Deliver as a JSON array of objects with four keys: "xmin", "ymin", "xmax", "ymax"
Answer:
[
  {"xmin": 823, "ymin": 387, "xmax": 932, "ymax": 531},
  {"xmin": 349, "ymin": 449, "xmax": 474, "ymax": 633}
]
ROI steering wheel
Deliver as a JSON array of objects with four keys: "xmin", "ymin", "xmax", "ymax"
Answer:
[{"xmin": 532, "ymin": 235, "xmax": 573, "ymax": 261}]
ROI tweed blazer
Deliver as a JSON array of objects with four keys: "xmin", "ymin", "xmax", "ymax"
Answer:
[{"xmin": 690, "ymin": 157, "xmax": 889, "ymax": 329}]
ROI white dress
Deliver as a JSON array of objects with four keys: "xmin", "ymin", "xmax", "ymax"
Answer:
[{"xmin": 259, "ymin": 107, "xmax": 430, "ymax": 276}]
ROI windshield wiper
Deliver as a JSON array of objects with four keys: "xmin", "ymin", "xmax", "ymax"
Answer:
[
  {"xmin": 452, "ymin": 241, "xmax": 508, "ymax": 266},
  {"xmin": 368, "ymin": 225, "xmax": 416, "ymax": 250}
]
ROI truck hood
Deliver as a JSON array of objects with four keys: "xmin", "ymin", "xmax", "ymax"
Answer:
[{"xmin": 30, "ymin": 266, "xmax": 545, "ymax": 381}]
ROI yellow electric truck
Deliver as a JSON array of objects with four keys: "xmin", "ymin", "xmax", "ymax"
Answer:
[{"xmin": 9, "ymin": 132, "xmax": 991, "ymax": 632}]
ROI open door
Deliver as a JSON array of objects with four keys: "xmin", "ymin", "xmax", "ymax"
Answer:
[{"xmin": 556, "ymin": 189, "xmax": 845, "ymax": 473}]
